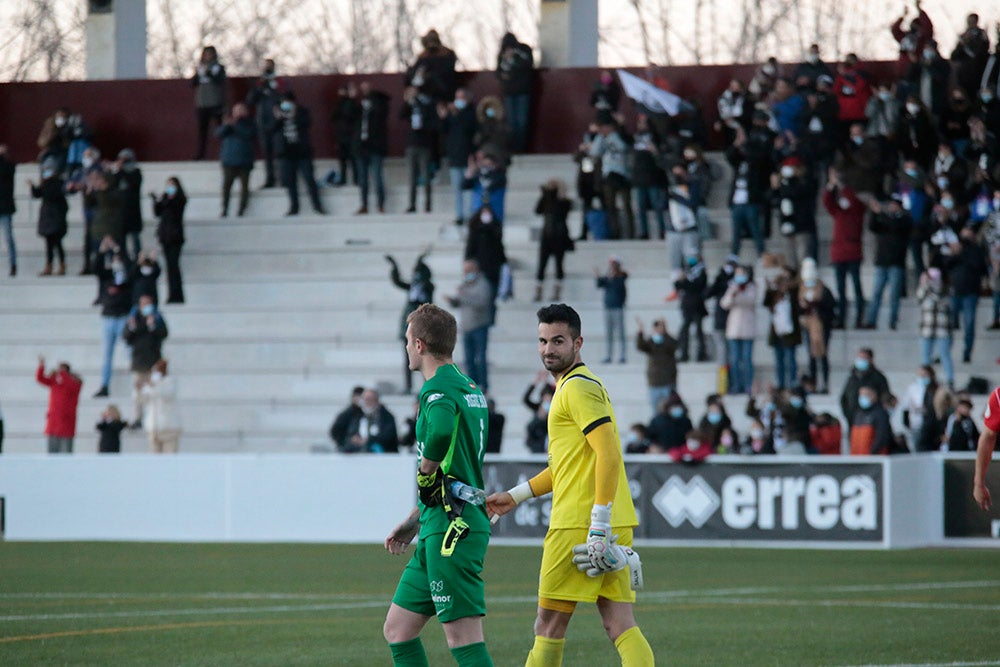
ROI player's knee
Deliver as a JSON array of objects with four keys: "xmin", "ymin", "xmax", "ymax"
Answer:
[
  {"xmin": 602, "ymin": 617, "xmax": 636, "ymax": 641},
  {"xmin": 383, "ymin": 617, "xmax": 409, "ymax": 644}
]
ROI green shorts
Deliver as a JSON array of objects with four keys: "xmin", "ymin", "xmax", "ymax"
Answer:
[{"xmin": 391, "ymin": 530, "xmax": 488, "ymax": 624}]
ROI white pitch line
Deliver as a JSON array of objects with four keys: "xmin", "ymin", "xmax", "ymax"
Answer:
[
  {"xmin": 678, "ymin": 597, "xmax": 1000, "ymax": 612},
  {"xmin": 839, "ymin": 662, "xmax": 1000, "ymax": 667}
]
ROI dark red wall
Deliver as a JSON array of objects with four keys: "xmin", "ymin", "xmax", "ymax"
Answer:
[{"xmin": 0, "ymin": 62, "xmax": 900, "ymax": 163}]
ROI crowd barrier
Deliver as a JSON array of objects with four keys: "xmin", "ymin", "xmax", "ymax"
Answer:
[{"xmin": 0, "ymin": 454, "xmax": 996, "ymax": 547}]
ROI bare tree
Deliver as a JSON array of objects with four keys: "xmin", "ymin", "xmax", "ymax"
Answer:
[{"xmin": 0, "ymin": 0, "xmax": 84, "ymax": 81}]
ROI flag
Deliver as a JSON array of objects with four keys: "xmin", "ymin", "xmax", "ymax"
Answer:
[{"xmin": 616, "ymin": 69, "xmax": 683, "ymax": 116}]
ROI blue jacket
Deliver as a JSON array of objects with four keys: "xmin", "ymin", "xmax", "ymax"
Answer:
[
  {"xmin": 216, "ymin": 118, "xmax": 256, "ymax": 168},
  {"xmin": 596, "ymin": 274, "xmax": 627, "ymax": 309}
]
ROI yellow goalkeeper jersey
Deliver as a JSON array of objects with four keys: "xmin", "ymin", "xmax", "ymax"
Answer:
[{"xmin": 546, "ymin": 363, "xmax": 638, "ymax": 529}]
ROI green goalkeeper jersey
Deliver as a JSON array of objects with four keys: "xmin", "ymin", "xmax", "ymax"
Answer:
[{"xmin": 416, "ymin": 363, "xmax": 490, "ymax": 536}]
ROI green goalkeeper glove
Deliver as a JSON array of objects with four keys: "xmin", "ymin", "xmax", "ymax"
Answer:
[{"xmin": 417, "ymin": 468, "xmax": 444, "ymax": 507}]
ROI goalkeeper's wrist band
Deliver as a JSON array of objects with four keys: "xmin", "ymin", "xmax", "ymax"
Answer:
[{"xmin": 508, "ymin": 481, "xmax": 535, "ymax": 505}]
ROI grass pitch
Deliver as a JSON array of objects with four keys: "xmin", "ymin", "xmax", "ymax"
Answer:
[{"xmin": 0, "ymin": 542, "xmax": 998, "ymax": 666}]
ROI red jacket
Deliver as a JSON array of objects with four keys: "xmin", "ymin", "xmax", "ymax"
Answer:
[
  {"xmin": 833, "ymin": 69, "xmax": 872, "ymax": 122},
  {"xmin": 36, "ymin": 365, "xmax": 83, "ymax": 438},
  {"xmin": 823, "ymin": 186, "xmax": 865, "ymax": 264}
]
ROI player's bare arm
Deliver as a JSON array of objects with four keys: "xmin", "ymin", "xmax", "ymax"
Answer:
[
  {"xmin": 973, "ymin": 425, "xmax": 996, "ymax": 511},
  {"xmin": 385, "ymin": 507, "xmax": 420, "ymax": 555},
  {"xmin": 487, "ymin": 469, "xmax": 553, "ymax": 523}
]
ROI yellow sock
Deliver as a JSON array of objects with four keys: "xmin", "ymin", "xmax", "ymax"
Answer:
[
  {"xmin": 614, "ymin": 626, "xmax": 654, "ymax": 666},
  {"xmin": 525, "ymin": 635, "xmax": 565, "ymax": 667}
]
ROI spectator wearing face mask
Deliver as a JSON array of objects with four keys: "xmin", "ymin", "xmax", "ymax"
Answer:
[
  {"xmin": 590, "ymin": 70, "xmax": 621, "ymax": 114},
  {"xmin": 0, "ymin": 144, "xmax": 15, "ymax": 277},
  {"xmin": 797, "ymin": 258, "xmax": 836, "ymax": 394},
  {"xmin": 720, "ymin": 264, "xmax": 757, "ymax": 394},
  {"xmin": 152, "ymin": 177, "xmax": 187, "ymax": 304},
  {"xmin": 944, "ymin": 398, "xmax": 980, "ymax": 451},
  {"xmin": 793, "ymin": 44, "xmax": 833, "ymax": 90},
  {"xmin": 330, "ymin": 82, "xmax": 360, "ymax": 187},
  {"xmin": 674, "ymin": 252, "xmax": 709, "ymax": 362},
  {"xmin": 823, "ymin": 168, "xmax": 866, "ymax": 329},
  {"xmin": 341, "ymin": 388, "xmax": 398, "ymax": 454},
  {"xmin": 463, "ymin": 151, "xmax": 508, "ymax": 224},
  {"xmin": 624, "ymin": 423, "xmax": 652, "ymax": 454},
  {"xmin": 440, "ymin": 88, "xmax": 479, "ymax": 225},
  {"xmin": 140, "ymin": 359, "xmax": 182, "ymax": 454},
  {"xmin": 930, "ymin": 143, "xmax": 968, "ymax": 201},
  {"xmin": 474, "ymin": 97, "xmax": 511, "ymax": 168},
  {"xmin": 386, "ymin": 252, "xmax": 434, "ymax": 395},
  {"xmin": 840, "ymin": 347, "xmax": 890, "ymax": 428},
  {"xmin": 770, "ymin": 156, "xmax": 817, "ymax": 268},
  {"xmin": 524, "ymin": 379, "xmax": 553, "ymax": 454},
  {"xmin": 596, "ymin": 256, "xmax": 629, "ymax": 364},
  {"xmin": 715, "ymin": 426, "xmax": 740, "ymax": 454},
  {"xmin": 725, "ymin": 116, "xmax": 773, "ymax": 256},
  {"xmin": 832, "ymin": 54, "xmax": 872, "ymax": 146},
  {"xmin": 216, "ymin": 102, "xmax": 255, "ymax": 217},
  {"xmin": 903, "ymin": 364, "xmax": 953, "ymax": 451},
  {"xmin": 463, "ymin": 205, "xmax": 507, "ymax": 325},
  {"xmin": 635, "ymin": 317, "xmax": 679, "ymax": 417},
  {"xmin": 861, "ymin": 195, "xmax": 912, "ymax": 331},
  {"xmin": 893, "ymin": 160, "xmax": 932, "ymax": 275},
  {"xmin": 123, "ymin": 295, "xmax": 168, "ymax": 429},
  {"xmin": 905, "ymin": 39, "xmax": 951, "ymax": 119},
  {"xmin": 589, "ymin": 115, "xmax": 634, "ymax": 240},
  {"xmin": 69, "ymin": 146, "xmax": 104, "ymax": 276},
  {"xmin": 916, "ymin": 266, "xmax": 956, "ymax": 384},
  {"xmin": 191, "ymin": 46, "xmax": 227, "ymax": 161},
  {"xmin": 131, "ymin": 250, "xmax": 161, "ymax": 306},
  {"xmin": 401, "ymin": 86, "xmax": 438, "ymax": 214},
  {"xmin": 896, "ymin": 96, "xmax": 939, "ymax": 168},
  {"xmin": 93, "ymin": 238, "xmax": 133, "ymax": 398},
  {"xmin": 272, "ymin": 92, "xmax": 326, "ymax": 216},
  {"xmin": 951, "ymin": 14, "xmax": 991, "ymax": 100},
  {"xmin": 37, "ymin": 108, "xmax": 72, "ymax": 170},
  {"xmin": 891, "ymin": 3, "xmax": 934, "ymax": 75},
  {"xmin": 707, "ymin": 255, "xmax": 739, "ymax": 369},
  {"xmin": 28, "ymin": 160, "xmax": 68, "ymax": 276},
  {"xmin": 354, "ymin": 81, "xmax": 391, "ymax": 214},
  {"xmin": 647, "ymin": 393, "xmax": 692, "ymax": 453},
  {"xmin": 697, "ymin": 394, "xmax": 733, "ymax": 449},
  {"xmin": 945, "ymin": 226, "xmax": 989, "ymax": 363},
  {"xmin": 741, "ymin": 418, "xmax": 774, "ymax": 454},
  {"xmin": 246, "ymin": 58, "xmax": 284, "ymax": 188},
  {"xmin": 865, "ymin": 83, "xmax": 901, "ymax": 153},
  {"xmin": 849, "ymin": 385, "xmax": 894, "ymax": 455},
  {"xmin": 669, "ymin": 430, "xmax": 713, "ymax": 464},
  {"xmin": 496, "ymin": 32, "xmax": 534, "ymax": 153},
  {"xmin": 764, "ymin": 267, "xmax": 801, "ymax": 391},
  {"xmin": 533, "ymin": 179, "xmax": 574, "ymax": 302},
  {"xmin": 446, "ymin": 259, "xmax": 493, "ymax": 392},
  {"xmin": 112, "ymin": 148, "xmax": 143, "ymax": 260}
]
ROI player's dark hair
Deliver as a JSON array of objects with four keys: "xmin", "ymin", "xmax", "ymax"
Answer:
[
  {"xmin": 537, "ymin": 303, "xmax": 581, "ymax": 338},
  {"xmin": 407, "ymin": 303, "xmax": 456, "ymax": 358}
]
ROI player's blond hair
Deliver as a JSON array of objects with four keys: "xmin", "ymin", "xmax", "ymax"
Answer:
[{"xmin": 406, "ymin": 303, "xmax": 456, "ymax": 358}]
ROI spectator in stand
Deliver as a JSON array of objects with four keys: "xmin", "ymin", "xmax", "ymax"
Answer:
[
  {"xmin": 463, "ymin": 151, "xmax": 508, "ymax": 223},
  {"xmin": 840, "ymin": 347, "xmax": 890, "ymax": 428},
  {"xmin": 273, "ymin": 92, "xmax": 325, "ymax": 216},
  {"xmin": 636, "ymin": 317, "xmax": 679, "ymax": 417},
  {"xmin": 940, "ymin": 91, "xmax": 974, "ymax": 157},
  {"xmin": 123, "ymin": 295, "xmax": 168, "ymax": 429},
  {"xmin": 707, "ymin": 254, "xmax": 738, "ymax": 368},
  {"xmin": 329, "ymin": 386, "xmax": 364, "ymax": 450},
  {"xmin": 770, "ymin": 78, "xmax": 805, "ymax": 139},
  {"xmin": 793, "ymin": 44, "xmax": 833, "ymax": 89},
  {"xmin": 849, "ymin": 385, "xmax": 894, "ymax": 455},
  {"xmin": 96, "ymin": 404, "xmax": 127, "ymax": 454},
  {"xmin": 823, "ymin": 168, "xmax": 866, "ymax": 329},
  {"xmin": 770, "ymin": 155, "xmax": 817, "ymax": 267},
  {"xmin": 216, "ymin": 102, "xmax": 255, "ymax": 217},
  {"xmin": 988, "ymin": 205, "xmax": 1000, "ymax": 330},
  {"xmin": 354, "ymin": 81, "xmax": 390, "ymax": 214},
  {"xmin": 386, "ymin": 252, "xmax": 434, "ymax": 395},
  {"xmin": 891, "ymin": 1, "xmax": 934, "ymax": 75},
  {"xmin": 533, "ymin": 179, "xmax": 574, "ymax": 302},
  {"xmin": 191, "ymin": 46, "xmax": 227, "ymax": 161},
  {"xmin": 523, "ymin": 375, "xmax": 553, "ymax": 454},
  {"xmin": 595, "ymin": 256, "xmax": 628, "ymax": 364},
  {"xmin": 589, "ymin": 70, "xmax": 621, "ymax": 114},
  {"xmin": 131, "ymin": 250, "xmax": 161, "ymax": 305},
  {"xmin": 896, "ymin": 96, "xmax": 938, "ymax": 168},
  {"xmin": 903, "ymin": 365, "xmax": 953, "ymax": 451},
  {"xmin": 152, "ymin": 176, "xmax": 187, "ymax": 304},
  {"xmin": 88, "ymin": 171, "xmax": 124, "ymax": 263},
  {"xmin": 749, "ymin": 57, "xmax": 781, "ymax": 99},
  {"xmin": 486, "ymin": 398, "xmax": 505, "ymax": 454},
  {"xmin": 682, "ymin": 144, "xmax": 716, "ymax": 241},
  {"xmin": 666, "ymin": 164, "xmax": 702, "ymax": 270},
  {"xmin": 916, "ymin": 267, "xmax": 956, "ymax": 387},
  {"xmin": 474, "ymin": 96, "xmax": 511, "ymax": 168},
  {"xmin": 113, "ymin": 149, "xmax": 143, "ymax": 260},
  {"xmin": 797, "ymin": 257, "xmax": 836, "ymax": 394},
  {"xmin": 64, "ymin": 113, "xmax": 91, "ymax": 180},
  {"xmin": 832, "ymin": 54, "xmax": 872, "ymax": 146},
  {"xmin": 944, "ymin": 398, "xmax": 980, "ymax": 451},
  {"xmin": 950, "ymin": 14, "xmax": 991, "ymax": 99},
  {"xmin": 697, "ymin": 394, "xmax": 733, "ymax": 449},
  {"xmin": 405, "ymin": 29, "xmax": 457, "ymax": 103},
  {"xmin": 778, "ymin": 387, "xmax": 814, "ymax": 454},
  {"xmin": 674, "ymin": 252, "xmax": 709, "ymax": 362},
  {"xmin": 589, "ymin": 114, "xmax": 634, "ymax": 239},
  {"xmin": 742, "ymin": 418, "xmax": 774, "ymax": 454},
  {"xmin": 837, "ymin": 122, "xmax": 884, "ymax": 196},
  {"xmin": 331, "ymin": 82, "xmax": 359, "ymax": 186},
  {"xmin": 862, "ymin": 195, "xmax": 912, "ymax": 330},
  {"xmin": 725, "ymin": 118, "xmax": 773, "ymax": 257},
  {"xmin": 946, "ymin": 226, "xmax": 989, "ymax": 363},
  {"xmin": 93, "ymin": 238, "xmax": 133, "ymax": 398},
  {"xmin": 140, "ymin": 358, "xmax": 181, "ymax": 454},
  {"xmin": 573, "ymin": 122, "xmax": 602, "ymax": 240},
  {"xmin": 764, "ymin": 266, "xmax": 801, "ymax": 390},
  {"xmin": 446, "ymin": 259, "xmax": 493, "ymax": 393},
  {"xmin": 715, "ymin": 78, "xmax": 755, "ymax": 146},
  {"xmin": 440, "ymin": 88, "xmax": 479, "ymax": 225},
  {"xmin": 716, "ymin": 426, "xmax": 739, "ymax": 454},
  {"xmin": 647, "ymin": 392, "xmax": 692, "ymax": 453},
  {"xmin": 624, "ymin": 423, "xmax": 652, "ymax": 454},
  {"xmin": 36, "ymin": 107, "xmax": 72, "ymax": 171},
  {"xmin": 69, "ymin": 146, "xmax": 103, "ymax": 276},
  {"xmin": 931, "ymin": 140, "xmax": 968, "ymax": 200},
  {"xmin": 340, "ymin": 388, "xmax": 398, "ymax": 454},
  {"xmin": 401, "ymin": 86, "xmax": 438, "ymax": 214},
  {"xmin": 894, "ymin": 159, "xmax": 933, "ymax": 275},
  {"xmin": 36, "ymin": 356, "xmax": 83, "ymax": 454},
  {"xmin": 720, "ymin": 264, "xmax": 757, "ymax": 394},
  {"xmin": 464, "ymin": 205, "xmax": 507, "ymax": 322},
  {"xmin": 496, "ymin": 32, "xmax": 534, "ymax": 153},
  {"xmin": 631, "ymin": 114, "xmax": 667, "ymax": 240},
  {"xmin": 669, "ymin": 431, "xmax": 714, "ymax": 464},
  {"xmin": 906, "ymin": 39, "xmax": 951, "ymax": 120},
  {"xmin": 865, "ymin": 82, "xmax": 901, "ymax": 172},
  {"xmin": 245, "ymin": 58, "xmax": 284, "ymax": 188},
  {"xmin": 28, "ymin": 161, "xmax": 68, "ymax": 276},
  {"xmin": 748, "ymin": 386, "xmax": 784, "ymax": 445},
  {"xmin": 0, "ymin": 144, "xmax": 15, "ymax": 277}
]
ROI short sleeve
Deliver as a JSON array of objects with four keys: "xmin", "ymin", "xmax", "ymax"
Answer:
[{"xmin": 563, "ymin": 377, "xmax": 612, "ymax": 436}]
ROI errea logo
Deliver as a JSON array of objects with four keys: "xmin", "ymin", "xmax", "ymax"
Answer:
[
  {"xmin": 653, "ymin": 476, "xmax": 720, "ymax": 528},
  {"xmin": 426, "ymin": 393, "xmax": 444, "ymax": 403}
]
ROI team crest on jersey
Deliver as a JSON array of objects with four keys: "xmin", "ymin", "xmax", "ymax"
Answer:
[{"xmin": 426, "ymin": 393, "xmax": 444, "ymax": 402}]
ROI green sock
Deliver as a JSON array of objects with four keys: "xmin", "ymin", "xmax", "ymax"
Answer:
[
  {"xmin": 388, "ymin": 637, "xmax": 429, "ymax": 667},
  {"xmin": 450, "ymin": 641, "xmax": 494, "ymax": 667}
]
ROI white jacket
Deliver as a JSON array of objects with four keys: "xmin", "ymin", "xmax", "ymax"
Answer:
[{"xmin": 142, "ymin": 375, "xmax": 182, "ymax": 432}]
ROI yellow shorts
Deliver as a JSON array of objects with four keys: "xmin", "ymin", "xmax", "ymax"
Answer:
[{"xmin": 538, "ymin": 527, "xmax": 636, "ymax": 605}]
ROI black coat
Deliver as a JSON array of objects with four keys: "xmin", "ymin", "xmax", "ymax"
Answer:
[
  {"xmin": 647, "ymin": 413, "xmax": 692, "ymax": 451},
  {"xmin": 464, "ymin": 218, "xmax": 506, "ymax": 288},
  {"xmin": 115, "ymin": 168, "xmax": 143, "ymax": 234},
  {"xmin": 870, "ymin": 210, "xmax": 911, "ymax": 267},
  {"xmin": 496, "ymin": 38, "xmax": 534, "ymax": 96},
  {"xmin": 441, "ymin": 106, "xmax": 479, "ymax": 167},
  {"xmin": 356, "ymin": 92, "xmax": 391, "ymax": 156},
  {"xmin": 945, "ymin": 240, "xmax": 989, "ymax": 297},
  {"xmin": 342, "ymin": 406, "xmax": 399, "ymax": 453},
  {"xmin": 535, "ymin": 191, "xmax": 574, "ymax": 254},
  {"xmin": 0, "ymin": 156, "xmax": 15, "ymax": 215},
  {"xmin": 154, "ymin": 193, "xmax": 186, "ymax": 246},
  {"xmin": 122, "ymin": 310, "xmax": 168, "ymax": 372},
  {"xmin": 675, "ymin": 265, "xmax": 708, "ymax": 319},
  {"xmin": 331, "ymin": 96, "xmax": 361, "ymax": 143},
  {"xmin": 273, "ymin": 107, "xmax": 314, "ymax": 159},
  {"xmin": 96, "ymin": 257, "xmax": 135, "ymax": 317},
  {"xmin": 31, "ymin": 177, "xmax": 68, "ymax": 238}
]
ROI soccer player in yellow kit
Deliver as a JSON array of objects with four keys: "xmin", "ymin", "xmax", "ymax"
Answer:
[{"xmin": 486, "ymin": 304, "xmax": 654, "ymax": 666}]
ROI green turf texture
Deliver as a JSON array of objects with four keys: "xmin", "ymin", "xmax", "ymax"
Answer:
[{"xmin": 0, "ymin": 542, "xmax": 998, "ymax": 666}]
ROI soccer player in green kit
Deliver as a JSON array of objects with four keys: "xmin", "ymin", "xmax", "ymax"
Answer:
[{"xmin": 383, "ymin": 303, "xmax": 494, "ymax": 667}]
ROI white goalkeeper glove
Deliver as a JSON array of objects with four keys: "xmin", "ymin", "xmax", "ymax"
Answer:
[
  {"xmin": 571, "ymin": 504, "xmax": 644, "ymax": 590},
  {"xmin": 571, "ymin": 536, "xmax": 644, "ymax": 590}
]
